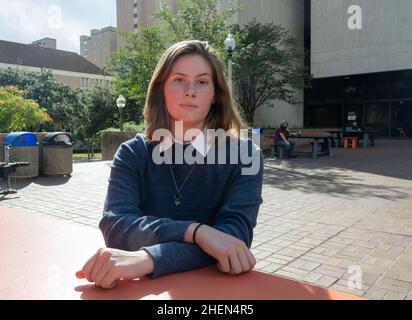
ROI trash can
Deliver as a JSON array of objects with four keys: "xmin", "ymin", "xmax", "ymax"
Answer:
[
  {"xmin": 5, "ymin": 132, "xmax": 39, "ymax": 178},
  {"xmin": 42, "ymin": 132, "xmax": 73, "ymax": 176}
]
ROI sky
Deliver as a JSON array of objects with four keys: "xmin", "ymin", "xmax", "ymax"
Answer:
[{"xmin": 0, "ymin": 0, "xmax": 117, "ymax": 53}]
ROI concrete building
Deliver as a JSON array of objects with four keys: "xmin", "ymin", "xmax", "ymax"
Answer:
[
  {"xmin": 31, "ymin": 38, "xmax": 57, "ymax": 49},
  {"xmin": 306, "ymin": 0, "xmax": 412, "ymax": 137},
  {"xmin": 0, "ymin": 40, "xmax": 113, "ymax": 90},
  {"xmin": 116, "ymin": 0, "xmax": 176, "ymax": 48},
  {"xmin": 80, "ymin": 27, "xmax": 117, "ymax": 70}
]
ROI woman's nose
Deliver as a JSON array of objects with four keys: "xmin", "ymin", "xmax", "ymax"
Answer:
[{"xmin": 184, "ymin": 83, "xmax": 196, "ymax": 97}]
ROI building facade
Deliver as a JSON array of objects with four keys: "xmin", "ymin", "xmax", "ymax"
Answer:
[
  {"xmin": 80, "ymin": 27, "xmax": 117, "ymax": 70},
  {"xmin": 31, "ymin": 38, "xmax": 57, "ymax": 49},
  {"xmin": 0, "ymin": 40, "xmax": 113, "ymax": 90},
  {"xmin": 305, "ymin": 0, "xmax": 412, "ymax": 137},
  {"xmin": 116, "ymin": 0, "xmax": 176, "ymax": 48}
]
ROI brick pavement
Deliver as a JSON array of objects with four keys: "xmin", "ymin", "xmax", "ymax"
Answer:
[{"xmin": 1, "ymin": 139, "xmax": 412, "ymax": 300}]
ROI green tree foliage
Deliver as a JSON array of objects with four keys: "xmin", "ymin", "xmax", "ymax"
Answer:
[
  {"xmin": 108, "ymin": 27, "xmax": 166, "ymax": 124},
  {"xmin": 0, "ymin": 68, "xmax": 81, "ymax": 131},
  {"xmin": 232, "ymin": 19, "xmax": 312, "ymax": 125},
  {"xmin": 157, "ymin": 0, "xmax": 242, "ymax": 58},
  {"xmin": 0, "ymin": 86, "xmax": 51, "ymax": 132},
  {"xmin": 73, "ymin": 84, "xmax": 118, "ymax": 152}
]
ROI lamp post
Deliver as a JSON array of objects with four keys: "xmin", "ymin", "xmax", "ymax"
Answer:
[
  {"xmin": 116, "ymin": 94, "xmax": 126, "ymax": 132},
  {"xmin": 224, "ymin": 33, "xmax": 236, "ymax": 92}
]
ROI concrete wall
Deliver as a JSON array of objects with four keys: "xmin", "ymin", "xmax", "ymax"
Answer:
[
  {"xmin": 311, "ymin": 0, "xmax": 412, "ymax": 78},
  {"xmin": 101, "ymin": 131, "xmax": 139, "ymax": 161},
  {"xmin": 221, "ymin": 0, "xmax": 305, "ymax": 128}
]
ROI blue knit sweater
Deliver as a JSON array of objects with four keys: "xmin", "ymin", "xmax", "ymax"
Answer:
[{"xmin": 99, "ymin": 133, "xmax": 263, "ymax": 278}]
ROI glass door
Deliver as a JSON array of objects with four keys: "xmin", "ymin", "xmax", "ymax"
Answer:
[
  {"xmin": 343, "ymin": 104, "xmax": 363, "ymax": 130},
  {"xmin": 391, "ymin": 101, "xmax": 412, "ymax": 137}
]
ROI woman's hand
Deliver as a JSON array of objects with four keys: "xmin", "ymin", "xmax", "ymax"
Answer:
[
  {"xmin": 76, "ymin": 248, "xmax": 154, "ymax": 289},
  {"xmin": 193, "ymin": 224, "xmax": 256, "ymax": 275}
]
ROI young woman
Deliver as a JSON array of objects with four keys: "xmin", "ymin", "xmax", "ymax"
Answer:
[{"xmin": 76, "ymin": 40, "xmax": 264, "ymax": 289}]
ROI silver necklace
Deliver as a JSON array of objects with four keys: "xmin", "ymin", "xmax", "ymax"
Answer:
[{"xmin": 168, "ymin": 162, "xmax": 197, "ymax": 206}]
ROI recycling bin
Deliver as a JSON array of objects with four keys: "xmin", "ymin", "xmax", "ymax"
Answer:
[{"xmin": 5, "ymin": 132, "xmax": 39, "ymax": 178}]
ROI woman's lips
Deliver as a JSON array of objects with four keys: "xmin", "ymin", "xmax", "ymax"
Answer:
[{"xmin": 180, "ymin": 104, "xmax": 198, "ymax": 110}]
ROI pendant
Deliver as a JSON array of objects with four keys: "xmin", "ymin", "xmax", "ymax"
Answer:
[{"xmin": 174, "ymin": 192, "xmax": 182, "ymax": 206}]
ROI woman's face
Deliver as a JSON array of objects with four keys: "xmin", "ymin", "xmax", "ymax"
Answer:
[{"xmin": 164, "ymin": 54, "xmax": 215, "ymax": 131}]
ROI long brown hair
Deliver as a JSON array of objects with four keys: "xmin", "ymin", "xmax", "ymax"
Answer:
[{"xmin": 144, "ymin": 40, "xmax": 245, "ymax": 141}]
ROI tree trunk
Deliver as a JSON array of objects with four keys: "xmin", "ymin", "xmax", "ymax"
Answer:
[{"xmin": 244, "ymin": 109, "xmax": 255, "ymax": 127}]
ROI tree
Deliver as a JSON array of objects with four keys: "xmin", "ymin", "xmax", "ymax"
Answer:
[
  {"xmin": 0, "ymin": 86, "xmax": 51, "ymax": 132},
  {"xmin": 0, "ymin": 68, "xmax": 81, "ymax": 131},
  {"xmin": 157, "ymin": 0, "xmax": 243, "ymax": 58},
  {"xmin": 108, "ymin": 27, "xmax": 166, "ymax": 124},
  {"xmin": 73, "ymin": 84, "xmax": 118, "ymax": 157},
  {"xmin": 231, "ymin": 19, "xmax": 312, "ymax": 125}
]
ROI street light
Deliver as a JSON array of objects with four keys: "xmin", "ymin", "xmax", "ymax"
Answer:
[
  {"xmin": 116, "ymin": 94, "xmax": 126, "ymax": 132},
  {"xmin": 224, "ymin": 33, "xmax": 236, "ymax": 91}
]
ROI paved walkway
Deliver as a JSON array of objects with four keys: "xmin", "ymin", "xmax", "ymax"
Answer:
[{"xmin": 1, "ymin": 139, "xmax": 412, "ymax": 300}]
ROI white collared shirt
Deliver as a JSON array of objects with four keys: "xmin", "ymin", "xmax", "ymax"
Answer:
[{"xmin": 158, "ymin": 127, "xmax": 212, "ymax": 157}]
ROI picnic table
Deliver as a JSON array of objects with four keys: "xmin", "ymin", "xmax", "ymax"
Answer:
[
  {"xmin": 288, "ymin": 133, "xmax": 334, "ymax": 159},
  {"xmin": 0, "ymin": 206, "xmax": 363, "ymax": 300},
  {"xmin": 326, "ymin": 130, "xmax": 376, "ymax": 148}
]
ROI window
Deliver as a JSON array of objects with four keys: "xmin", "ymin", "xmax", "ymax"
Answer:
[
  {"xmin": 364, "ymin": 73, "xmax": 390, "ymax": 100},
  {"xmin": 343, "ymin": 76, "xmax": 363, "ymax": 98},
  {"xmin": 304, "ymin": 104, "xmax": 342, "ymax": 128},
  {"xmin": 365, "ymin": 102, "xmax": 390, "ymax": 136},
  {"xmin": 392, "ymin": 70, "xmax": 412, "ymax": 99}
]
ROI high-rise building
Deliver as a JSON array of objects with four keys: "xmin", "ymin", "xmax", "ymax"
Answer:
[
  {"xmin": 116, "ymin": 0, "xmax": 176, "ymax": 48},
  {"xmin": 80, "ymin": 27, "xmax": 117, "ymax": 70}
]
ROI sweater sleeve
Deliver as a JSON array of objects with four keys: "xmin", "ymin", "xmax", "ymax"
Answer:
[
  {"xmin": 99, "ymin": 135, "xmax": 193, "ymax": 251},
  {"xmin": 141, "ymin": 140, "xmax": 264, "ymax": 278},
  {"xmin": 212, "ymin": 140, "xmax": 264, "ymax": 247},
  {"xmin": 141, "ymin": 242, "xmax": 215, "ymax": 278}
]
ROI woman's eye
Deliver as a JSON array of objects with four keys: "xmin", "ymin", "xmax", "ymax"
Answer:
[
  {"xmin": 198, "ymin": 80, "xmax": 208, "ymax": 85},
  {"xmin": 173, "ymin": 78, "xmax": 184, "ymax": 83}
]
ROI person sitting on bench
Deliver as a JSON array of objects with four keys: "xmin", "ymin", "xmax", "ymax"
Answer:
[{"xmin": 273, "ymin": 120, "xmax": 296, "ymax": 158}]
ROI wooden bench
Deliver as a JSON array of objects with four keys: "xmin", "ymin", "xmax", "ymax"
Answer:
[{"xmin": 343, "ymin": 137, "xmax": 359, "ymax": 149}]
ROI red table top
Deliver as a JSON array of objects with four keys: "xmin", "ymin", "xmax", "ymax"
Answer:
[{"xmin": 0, "ymin": 206, "xmax": 364, "ymax": 300}]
